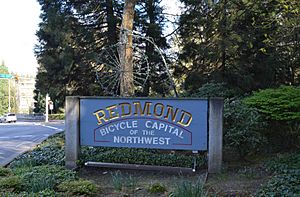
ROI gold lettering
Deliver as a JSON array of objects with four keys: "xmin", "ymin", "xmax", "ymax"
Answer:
[
  {"xmin": 133, "ymin": 101, "xmax": 152, "ymax": 116},
  {"xmin": 164, "ymin": 105, "xmax": 179, "ymax": 122},
  {"xmin": 106, "ymin": 104, "xmax": 119, "ymax": 120},
  {"xmin": 119, "ymin": 102, "xmax": 131, "ymax": 117},
  {"xmin": 153, "ymin": 103, "xmax": 164, "ymax": 118},
  {"xmin": 93, "ymin": 109, "xmax": 108, "ymax": 125},
  {"xmin": 177, "ymin": 110, "xmax": 193, "ymax": 127}
]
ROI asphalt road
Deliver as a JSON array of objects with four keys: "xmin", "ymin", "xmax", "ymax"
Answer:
[{"xmin": 0, "ymin": 121, "xmax": 64, "ymax": 166}]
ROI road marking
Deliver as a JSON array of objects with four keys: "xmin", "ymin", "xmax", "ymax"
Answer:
[
  {"xmin": 0, "ymin": 122, "xmax": 36, "ymax": 126},
  {"xmin": 0, "ymin": 135, "xmax": 34, "ymax": 139},
  {"xmin": 16, "ymin": 141, "xmax": 32, "ymax": 148},
  {"xmin": 39, "ymin": 125, "xmax": 63, "ymax": 132}
]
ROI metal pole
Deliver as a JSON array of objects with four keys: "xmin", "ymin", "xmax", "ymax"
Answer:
[{"xmin": 8, "ymin": 78, "xmax": 11, "ymax": 112}]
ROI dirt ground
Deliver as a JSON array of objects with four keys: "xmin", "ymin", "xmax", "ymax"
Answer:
[
  {"xmin": 205, "ymin": 165, "xmax": 270, "ymax": 196},
  {"xmin": 78, "ymin": 167, "xmax": 206, "ymax": 196},
  {"xmin": 78, "ymin": 161, "xmax": 270, "ymax": 197}
]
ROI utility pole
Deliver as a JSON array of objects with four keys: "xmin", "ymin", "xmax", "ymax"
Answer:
[{"xmin": 8, "ymin": 78, "xmax": 11, "ymax": 112}]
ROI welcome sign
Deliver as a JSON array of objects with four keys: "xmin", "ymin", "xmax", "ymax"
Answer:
[{"xmin": 80, "ymin": 98, "xmax": 208, "ymax": 151}]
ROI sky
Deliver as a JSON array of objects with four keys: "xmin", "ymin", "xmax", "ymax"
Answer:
[
  {"xmin": 0, "ymin": 0, "xmax": 181, "ymax": 76},
  {"xmin": 0, "ymin": 0, "xmax": 40, "ymax": 75}
]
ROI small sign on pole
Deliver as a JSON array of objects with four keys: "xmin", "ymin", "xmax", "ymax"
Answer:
[
  {"xmin": 45, "ymin": 94, "xmax": 50, "ymax": 122},
  {"xmin": 0, "ymin": 74, "xmax": 12, "ymax": 79},
  {"xmin": 49, "ymin": 100, "xmax": 54, "ymax": 114}
]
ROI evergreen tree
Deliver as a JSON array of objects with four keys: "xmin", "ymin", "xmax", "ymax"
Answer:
[
  {"xmin": 0, "ymin": 62, "xmax": 9, "ymax": 115},
  {"xmin": 0, "ymin": 62, "xmax": 17, "ymax": 114},
  {"xmin": 34, "ymin": 0, "xmax": 170, "ymax": 112},
  {"xmin": 134, "ymin": 0, "xmax": 170, "ymax": 96},
  {"xmin": 34, "ymin": 0, "xmax": 123, "ymax": 112},
  {"xmin": 177, "ymin": 0, "xmax": 300, "ymax": 94}
]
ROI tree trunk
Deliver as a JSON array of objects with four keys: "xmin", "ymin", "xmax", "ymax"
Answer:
[{"xmin": 119, "ymin": 0, "xmax": 137, "ymax": 97}]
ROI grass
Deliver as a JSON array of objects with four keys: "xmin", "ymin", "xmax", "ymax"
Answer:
[
  {"xmin": 111, "ymin": 171, "xmax": 123, "ymax": 191},
  {"xmin": 171, "ymin": 180, "xmax": 206, "ymax": 197},
  {"xmin": 57, "ymin": 179, "xmax": 98, "ymax": 196}
]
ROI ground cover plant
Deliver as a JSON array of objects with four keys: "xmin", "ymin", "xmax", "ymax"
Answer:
[
  {"xmin": 0, "ymin": 133, "xmax": 97, "ymax": 196},
  {"xmin": 1, "ymin": 132, "xmax": 208, "ymax": 196},
  {"xmin": 0, "ymin": 134, "xmax": 300, "ymax": 197},
  {"xmin": 256, "ymin": 153, "xmax": 300, "ymax": 196},
  {"xmin": 80, "ymin": 147, "xmax": 207, "ymax": 169},
  {"xmin": 3, "ymin": 131, "xmax": 299, "ymax": 196},
  {"xmin": 57, "ymin": 179, "xmax": 98, "ymax": 196},
  {"xmin": 0, "ymin": 164, "xmax": 81, "ymax": 195}
]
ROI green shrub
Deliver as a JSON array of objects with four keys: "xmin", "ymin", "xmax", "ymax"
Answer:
[
  {"xmin": 147, "ymin": 182, "xmax": 167, "ymax": 193},
  {"xmin": 189, "ymin": 83, "xmax": 267, "ymax": 158},
  {"xmin": 170, "ymin": 180, "xmax": 206, "ymax": 197},
  {"xmin": 244, "ymin": 86, "xmax": 300, "ymax": 121},
  {"xmin": 245, "ymin": 86, "xmax": 300, "ymax": 149},
  {"xmin": 80, "ymin": 147, "xmax": 206, "ymax": 169},
  {"xmin": 0, "ymin": 167, "xmax": 12, "ymax": 177},
  {"xmin": 224, "ymin": 99, "xmax": 266, "ymax": 158},
  {"xmin": 14, "ymin": 165, "xmax": 76, "ymax": 193},
  {"xmin": 189, "ymin": 82, "xmax": 237, "ymax": 98},
  {"xmin": 0, "ymin": 176, "xmax": 23, "ymax": 192},
  {"xmin": 57, "ymin": 179, "xmax": 98, "ymax": 196},
  {"xmin": 48, "ymin": 113, "xmax": 64, "ymax": 120}
]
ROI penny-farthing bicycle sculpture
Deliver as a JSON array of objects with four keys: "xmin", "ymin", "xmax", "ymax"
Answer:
[{"xmin": 94, "ymin": 29, "xmax": 178, "ymax": 97}]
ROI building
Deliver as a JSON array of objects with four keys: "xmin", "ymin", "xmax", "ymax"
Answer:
[{"xmin": 15, "ymin": 74, "xmax": 35, "ymax": 114}]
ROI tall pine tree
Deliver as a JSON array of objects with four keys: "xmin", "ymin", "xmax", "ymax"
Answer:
[{"xmin": 177, "ymin": 0, "xmax": 300, "ymax": 94}]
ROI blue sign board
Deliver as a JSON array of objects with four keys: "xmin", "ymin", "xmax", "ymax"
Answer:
[
  {"xmin": 0, "ymin": 74, "xmax": 12, "ymax": 79},
  {"xmin": 80, "ymin": 98, "xmax": 208, "ymax": 151}
]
